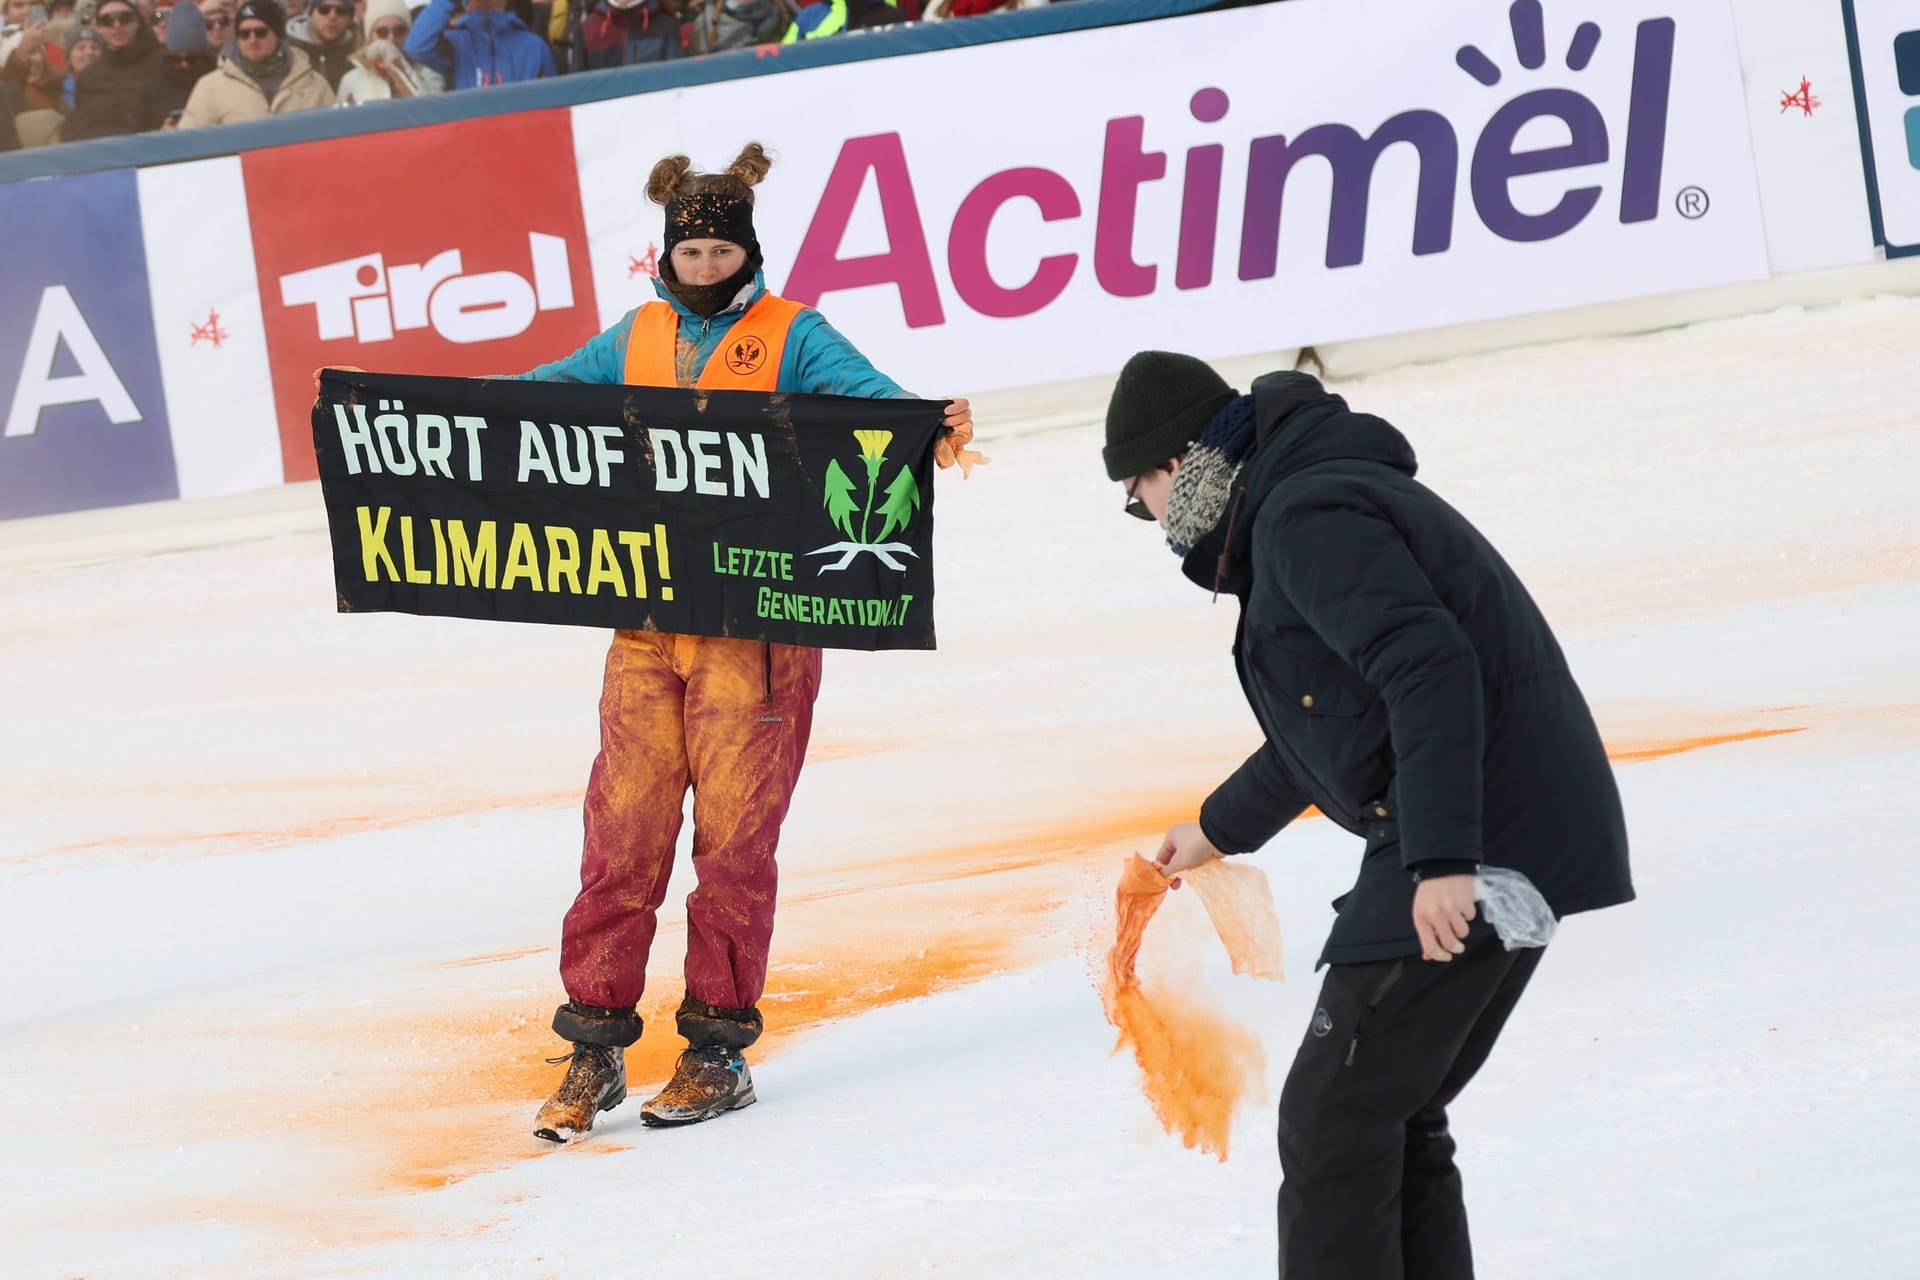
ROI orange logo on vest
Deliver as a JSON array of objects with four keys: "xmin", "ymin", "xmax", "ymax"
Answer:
[{"xmin": 726, "ymin": 335, "xmax": 768, "ymax": 376}]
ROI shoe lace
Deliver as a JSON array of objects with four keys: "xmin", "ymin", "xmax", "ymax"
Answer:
[{"xmin": 546, "ymin": 1043, "xmax": 614, "ymax": 1070}]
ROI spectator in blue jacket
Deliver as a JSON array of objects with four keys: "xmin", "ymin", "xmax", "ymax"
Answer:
[{"xmin": 405, "ymin": 0, "xmax": 553, "ymax": 89}]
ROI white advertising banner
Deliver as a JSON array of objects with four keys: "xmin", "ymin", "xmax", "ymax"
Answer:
[
  {"xmin": 1730, "ymin": 0, "xmax": 1877, "ymax": 273},
  {"xmin": 1845, "ymin": 0, "xmax": 1920, "ymax": 253},
  {"xmin": 137, "ymin": 157, "xmax": 283, "ymax": 502},
  {"xmin": 583, "ymin": 0, "xmax": 1772, "ymax": 392},
  {"xmin": 573, "ymin": 93, "xmax": 685, "ymax": 329}
]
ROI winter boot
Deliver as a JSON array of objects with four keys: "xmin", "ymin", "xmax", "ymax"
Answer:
[
  {"xmin": 533, "ymin": 1042, "xmax": 627, "ymax": 1144},
  {"xmin": 639, "ymin": 1045, "xmax": 756, "ymax": 1127}
]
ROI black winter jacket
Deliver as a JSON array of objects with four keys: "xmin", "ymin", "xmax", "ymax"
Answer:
[
  {"xmin": 1192, "ymin": 372, "xmax": 1632, "ymax": 965},
  {"xmin": 65, "ymin": 28, "xmax": 164, "ymax": 139},
  {"xmin": 137, "ymin": 54, "xmax": 214, "ymax": 132},
  {"xmin": 289, "ymin": 29, "xmax": 356, "ymax": 92}
]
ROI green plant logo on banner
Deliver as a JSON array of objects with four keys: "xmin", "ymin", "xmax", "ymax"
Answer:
[{"xmin": 814, "ymin": 429, "xmax": 923, "ymax": 573}]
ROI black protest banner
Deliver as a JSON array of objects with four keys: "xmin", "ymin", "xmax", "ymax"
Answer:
[{"xmin": 312, "ymin": 371, "xmax": 942, "ymax": 650}]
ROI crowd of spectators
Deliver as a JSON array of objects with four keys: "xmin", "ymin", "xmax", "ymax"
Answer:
[{"xmin": 1, "ymin": 0, "xmax": 1043, "ymax": 147}]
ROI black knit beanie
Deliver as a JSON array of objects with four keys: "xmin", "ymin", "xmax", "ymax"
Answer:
[
  {"xmin": 234, "ymin": 0, "xmax": 286, "ymax": 40},
  {"xmin": 1102, "ymin": 351, "xmax": 1237, "ymax": 482}
]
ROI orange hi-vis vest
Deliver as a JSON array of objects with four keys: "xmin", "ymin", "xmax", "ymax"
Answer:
[{"xmin": 622, "ymin": 294, "xmax": 808, "ymax": 391}]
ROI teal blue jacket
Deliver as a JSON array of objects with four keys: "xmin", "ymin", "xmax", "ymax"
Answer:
[{"xmin": 516, "ymin": 272, "xmax": 911, "ymax": 399}]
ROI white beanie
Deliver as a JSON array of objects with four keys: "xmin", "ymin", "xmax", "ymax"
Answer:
[{"xmin": 361, "ymin": 0, "xmax": 411, "ymax": 28}]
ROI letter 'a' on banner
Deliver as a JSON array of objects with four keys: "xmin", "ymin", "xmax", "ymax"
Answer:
[{"xmin": 311, "ymin": 371, "xmax": 943, "ymax": 651}]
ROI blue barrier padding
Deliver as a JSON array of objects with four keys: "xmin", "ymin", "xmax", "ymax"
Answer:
[{"xmin": 0, "ymin": 0, "xmax": 1224, "ymax": 186}]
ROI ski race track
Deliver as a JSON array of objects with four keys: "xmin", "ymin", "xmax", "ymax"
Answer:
[{"xmin": 3, "ymin": 296, "xmax": 1918, "ymax": 1278}]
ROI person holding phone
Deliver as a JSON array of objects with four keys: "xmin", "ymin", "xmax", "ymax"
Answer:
[{"xmin": 2, "ymin": 1, "xmax": 69, "ymax": 115}]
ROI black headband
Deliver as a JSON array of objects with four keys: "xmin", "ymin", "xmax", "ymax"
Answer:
[{"xmin": 663, "ymin": 189, "xmax": 759, "ymax": 259}]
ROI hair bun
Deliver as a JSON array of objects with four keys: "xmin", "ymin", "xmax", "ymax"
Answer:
[
  {"xmin": 727, "ymin": 142, "xmax": 773, "ymax": 188},
  {"xmin": 646, "ymin": 155, "xmax": 694, "ymax": 205}
]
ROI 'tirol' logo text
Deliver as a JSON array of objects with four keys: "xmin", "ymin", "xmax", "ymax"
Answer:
[{"xmin": 280, "ymin": 232, "xmax": 576, "ymax": 347}]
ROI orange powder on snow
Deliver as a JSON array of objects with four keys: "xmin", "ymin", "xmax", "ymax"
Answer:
[{"xmin": 1098, "ymin": 855, "xmax": 1281, "ymax": 1161}]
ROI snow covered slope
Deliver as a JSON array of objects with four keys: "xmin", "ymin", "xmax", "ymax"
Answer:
[{"xmin": 2, "ymin": 296, "xmax": 1917, "ymax": 1278}]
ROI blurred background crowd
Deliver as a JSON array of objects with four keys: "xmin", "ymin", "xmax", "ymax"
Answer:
[{"xmin": 2, "ymin": 0, "xmax": 1043, "ymax": 146}]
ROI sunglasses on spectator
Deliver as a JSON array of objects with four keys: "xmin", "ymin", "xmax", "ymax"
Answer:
[
  {"xmin": 204, "ymin": 13, "xmax": 231, "ymax": 27},
  {"xmin": 369, "ymin": 19, "xmax": 405, "ymax": 37},
  {"xmin": 313, "ymin": 2, "xmax": 352, "ymax": 13},
  {"xmin": 235, "ymin": 22, "xmax": 272, "ymax": 38},
  {"xmin": 1123, "ymin": 475, "xmax": 1151, "ymax": 521},
  {"xmin": 94, "ymin": 9, "xmax": 138, "ymax": 25}
]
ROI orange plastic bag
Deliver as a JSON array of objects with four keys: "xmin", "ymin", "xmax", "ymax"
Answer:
[
  {"xmin": 1098, "ymin": 854, "xmax": 1282, "ymax": 1160},
  {"xmin": 1182, "ymin": 857, "xmax": 1285, "ymax": 981}
]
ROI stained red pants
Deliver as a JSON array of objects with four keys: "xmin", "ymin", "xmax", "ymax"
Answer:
[{"xmin": 559, "ymin": 631, "xmax": 822, "ymax": 1015}]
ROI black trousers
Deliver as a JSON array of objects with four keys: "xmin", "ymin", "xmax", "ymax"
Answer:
[{"xmin": 1276, "ymin": 938, "xmax": 1544, "ymax": 1279}]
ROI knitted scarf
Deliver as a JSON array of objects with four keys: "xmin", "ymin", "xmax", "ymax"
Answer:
[
  {"xmin": 1164, "ymin": 393, "xmax": 1258, "ymax": 557},
  {"xmin": 663, "ymin": 252, "xmax": 763, "ymax": 319},
  {"xmin": 236, "ymin": 44, "xmax": 290, "ymax": 82}
]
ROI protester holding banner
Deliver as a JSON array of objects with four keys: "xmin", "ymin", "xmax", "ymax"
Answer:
[
  {"xmin": 1103, "ymin": 354, "xmax": 1632, "ymax": 1277},
  {"xmin": 502, "ymin": 142, "xmax": 974, "ymax": 1141}
]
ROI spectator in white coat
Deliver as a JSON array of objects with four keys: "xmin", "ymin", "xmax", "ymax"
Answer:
[{"xmin": 336, "ymin": 0, "xmax": 442, "ymax": 101}]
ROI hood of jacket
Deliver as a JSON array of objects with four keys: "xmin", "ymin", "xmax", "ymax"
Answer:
[
  {"xmin": 287, "ymin": 13, "xmax": 361, "ymax": 49},
  {"xmin": 460, "ymin": 9, "xmax": 534, "ymax": 39}
]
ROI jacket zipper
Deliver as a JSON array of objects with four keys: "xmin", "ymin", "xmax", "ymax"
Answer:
[{"xmin": 1343, "ymin": 958, "xmax": 1407, "ymax": 1067}]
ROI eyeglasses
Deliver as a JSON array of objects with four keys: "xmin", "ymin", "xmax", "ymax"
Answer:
[
  {"xmin": 368, "ymin": 19, "xmax": 405, "ymax": 37},
  {"xmin": 235, "ymin": 22, "xmax": 272, "ymax": 38},
  {"xmin": 94, "ymin": 9, "xmax": 137, "ymax": 25},
  {"xmin": 1123, "ymin": 474, "xmax": 1153, "ymax": 521}
]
